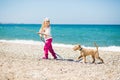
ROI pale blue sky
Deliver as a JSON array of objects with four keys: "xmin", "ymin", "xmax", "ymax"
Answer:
[{"xmin": 0, "ymin": 0, "xmax": 120, "ymax": 24}]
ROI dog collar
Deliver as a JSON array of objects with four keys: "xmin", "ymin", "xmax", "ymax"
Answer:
[{"xmin": 80, "ymin": 48, "xmax": 82, "ymax": 51}]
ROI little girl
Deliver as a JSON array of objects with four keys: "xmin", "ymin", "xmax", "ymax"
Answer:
[{"xmin": 38, "ymin": 18, "xmax": 57, "ymax": 59}]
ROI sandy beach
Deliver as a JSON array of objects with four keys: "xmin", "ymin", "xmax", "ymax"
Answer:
[{"xmin": 0, "ymin": 42, "xmax": 120, "ymax": 80}]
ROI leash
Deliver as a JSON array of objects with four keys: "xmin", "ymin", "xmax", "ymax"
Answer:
[
  {"xmin": 16, "ymin": 26, "xmax": 63, "ymax": 59},
  {"xmin": 40, "ymin": 36, "xmax": 64, "ymax": 59}
]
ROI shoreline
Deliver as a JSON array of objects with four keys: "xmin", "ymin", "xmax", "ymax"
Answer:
[
  {"xmin": 0, "ymin": 42, "xmax": 120, "ymax": 80},
  {"xmin": 0, "ymin": 39, "xmax": 120, "ymax": 52}
]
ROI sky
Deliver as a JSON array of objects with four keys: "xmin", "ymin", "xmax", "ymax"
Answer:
[{"xmin": 0, "ymin": 0, "xmax": 120, "ymax": 24}]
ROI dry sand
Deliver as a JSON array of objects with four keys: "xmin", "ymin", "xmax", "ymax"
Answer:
[{"xmin": 0, "ymin": 42, "xmax": 120, "ymax": 80}]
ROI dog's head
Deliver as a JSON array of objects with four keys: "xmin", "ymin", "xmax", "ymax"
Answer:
[{"xmin": 73, "ymin": 45, "xmax": 81, "ymax": 51}]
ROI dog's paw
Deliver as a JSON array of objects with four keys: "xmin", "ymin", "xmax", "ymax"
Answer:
[
  {"xmin": 97, "ymin": 62, "xmax": 104, "ymax": 64},
  {"xmin": 74, "ymin": 59, "xmax": 83, "ymax": 62},
  {"xmin": 82, "ymin": 62, "xmax": 87, "ymax": 64},
  {"xmin": 74, "ymin": 59, "xmax": 80, "ymax": 62}
]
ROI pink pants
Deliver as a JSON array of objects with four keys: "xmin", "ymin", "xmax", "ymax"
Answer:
[{"xmin": 43, "ymin": 38, "xmax": 57, "ymax": 59}]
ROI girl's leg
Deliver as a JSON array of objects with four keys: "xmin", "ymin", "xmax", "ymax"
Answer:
[
  {"xmin": 48, "ymin": 39, "xmax": 57, "ymax": 59},
  {"xmin": 43, "ymin": 40, "xmax": 50, "ymax": 59}
]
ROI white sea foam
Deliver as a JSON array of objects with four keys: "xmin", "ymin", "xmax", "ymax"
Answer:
[
  {"xmin": 0, "ymin": 39, "xmax": 42, "ymax": 45},
  {"xmin": 85, "ymin": 46, "xmax": 120, "ymax": 52},
  {"xmin": 0, "ymin": 39, "xmax": 120, "ymax": 52}
]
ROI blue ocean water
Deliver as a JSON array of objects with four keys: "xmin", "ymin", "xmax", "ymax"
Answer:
[{"xmin": 0, "ymin": 24, "xmax": 120, "ymax": 47}]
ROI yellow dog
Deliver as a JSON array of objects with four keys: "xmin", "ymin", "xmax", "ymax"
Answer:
[{"xmin": 73, "ymin": 43, "xmax": 104, "ymax": 63}]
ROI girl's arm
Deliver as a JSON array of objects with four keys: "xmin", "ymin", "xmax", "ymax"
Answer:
[
  {"xmin": 37, "ymin": 32, "xmax": 47, "ymax": 36},
  {"xmin": 38, "ymin": 26, "xmax": 45, "ymax": 37}
]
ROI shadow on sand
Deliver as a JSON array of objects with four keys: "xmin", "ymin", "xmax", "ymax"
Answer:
[{"xmin": 55, "ymin": 58, "xmax": 104, "ymax": 64}]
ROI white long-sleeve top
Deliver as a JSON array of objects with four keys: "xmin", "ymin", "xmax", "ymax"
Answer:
[{"xmin": 40, "ymin": 27, "xmax": 52, "ymax": 40}]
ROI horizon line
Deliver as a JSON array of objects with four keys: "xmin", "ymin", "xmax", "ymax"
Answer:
[{"xmin": 0, "ymin": 23, "xmax": 120, "ymax": 25}]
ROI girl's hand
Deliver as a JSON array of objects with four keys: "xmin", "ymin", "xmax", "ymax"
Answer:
[
  {"xmin": 37, "ymin": 32, "xmax": 49, "ymax": 36},
  {"xmin": 37, "ymin": 32, "xmax": 43, "ymax": 37},
  {"xmin": 37, "ymin": 32, "xmax": 41, "ymax": 34}
]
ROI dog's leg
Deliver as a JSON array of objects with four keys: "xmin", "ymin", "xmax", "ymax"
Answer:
[
  {"xmin": 75, "ymin": 55, "xmax": 83, "ymax": 61},
  {"xmin": 95, "ymin": 52, "xmax": 104, "ymax": 63},
  {"xmin": 76, "ymin": 52, "xmax": 83, "ymax": 61},
  {"xmin": 83, "ymin": 56, "xmax": 86, "ymax": 63},
  {"xmin": 92, "ymin": 55, "xmax": 95, "ymax": 63},
  {"xmin": 78, "ymin": 55, "xmax": 83, "ymax": 59},
  {"xmin": 97, "ymin": 57, "xmax": 104, "ymax": 63}
]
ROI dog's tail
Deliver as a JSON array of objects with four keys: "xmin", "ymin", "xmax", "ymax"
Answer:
[{"xmin": 94, "ymin": 42, "xmax": 98, "ymax": 51}]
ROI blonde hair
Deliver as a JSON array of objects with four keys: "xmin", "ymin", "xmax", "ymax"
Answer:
[{"xmin": 39, "ymin": 20, "xmax": 50, "ymax": 33}]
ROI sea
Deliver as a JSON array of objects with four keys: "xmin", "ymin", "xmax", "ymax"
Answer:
[{"xmin": 0, "ymin": 24, "xmax": 120, "ymax": 52}]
